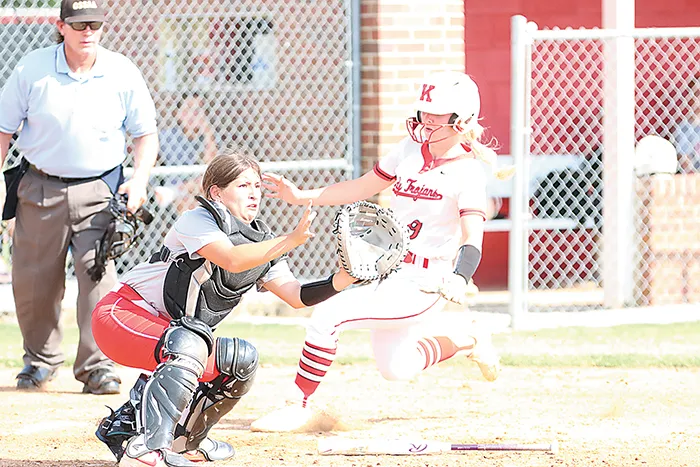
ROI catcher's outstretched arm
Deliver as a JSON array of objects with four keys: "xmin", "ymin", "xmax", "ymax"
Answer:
[
  {"xmin": 262, "ymin": 269, "xmax": 356, "ymax": 309},
  {"xmin": 198, "ymin": 202, "xmax": 317, "ymax": 273},
  {"xmin": 264, "ymin": 170, "xmax": 392, "ymax": 206}
]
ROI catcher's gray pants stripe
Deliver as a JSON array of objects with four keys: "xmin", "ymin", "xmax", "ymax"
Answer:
[{"xmin": 12, "ymin": 169, "xmax": 117, "ymax": 383}]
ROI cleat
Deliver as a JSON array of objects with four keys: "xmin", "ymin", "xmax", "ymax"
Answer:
[
  {"xmin": 95, "ymin": 374, "xmax": 147, "ymax": 461},
  {"xmin": 16, "ymin": 365, "xmax": 57, "ymax": 390},
  {"xmin": 96, "ymin": 410, "xmax": 133, "ymax": 461},
  {"xmin": 180, "ymin": 438, "xmax": 235, "ymax": 462},
  {"xmin": 118, "ymin": 449, "xmax": 165, "ymax": 467},
  {"xmin": 118, "ymin": 450, "xmax": 197, "ymax": 467},
  {"xmin": 250, "ymin": 404, "xmax": 339, "ymax": 433},
  {"xmin": 120, "ymin": 435, "xmax": 197, "ymax": 467},
  {"xmin": 466, "ymin": 328, "xmax": 500, "ymax": 382},
  {"xmin": 450, "ymin": 322, "xmax": 500, "ymax": 382},
  {"xmin": 83, "ymin": 367, "xmax": 122, "ymax": 395},
  {"xmin": 250, "ymin": 404, "xmax": 314, "ymax": 433}
]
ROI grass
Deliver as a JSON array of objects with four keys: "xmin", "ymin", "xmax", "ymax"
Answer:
[
  {"xmin": 503, "ymin": 321, "xmax": 700, "ymax": 344},
  {"xmin": 501, "ymin": 353, "xmax": 700, "ymax": 368},
  {"xmin": 1, "ymin": 318, "xmax": 699, "ymax": 369},
  {"xmin": 497, "ymin": 321, "xmax": 700, "ymax": 367}
]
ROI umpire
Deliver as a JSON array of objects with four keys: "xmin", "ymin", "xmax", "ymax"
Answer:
[{"xmin": 0, "ymin": 0, "xmax": 158, "ymax": 394}]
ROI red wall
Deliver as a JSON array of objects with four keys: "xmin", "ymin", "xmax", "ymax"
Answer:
[
  {"xmin": 466, "ymin": 0, "xmax": 700, "ymax": 154},
  {"xmin": 466, "ymin": 0, "xmax": 700, "ymax": 290}
]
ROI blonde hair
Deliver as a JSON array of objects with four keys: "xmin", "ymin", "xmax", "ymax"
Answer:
[{"xmin": 464, "ymin": 123, "xmax": 515, "ymax": 181}]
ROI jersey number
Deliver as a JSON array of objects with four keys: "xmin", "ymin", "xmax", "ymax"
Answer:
[{"xmin": 407, "ymin": 219, "xmax": 423, "ymax": 240}]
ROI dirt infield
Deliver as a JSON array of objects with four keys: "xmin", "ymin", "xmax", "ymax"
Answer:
[{"xmin": 1, "ymin": 363, "xmax": 698, "ymax": 467}]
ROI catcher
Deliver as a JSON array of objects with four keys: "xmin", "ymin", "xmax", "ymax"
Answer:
[
  {"xmin": 251, "ymin": 71, "xmax": 514, "ymax": 432},
  {"xmin": 90, "ymin": 149, "xmax": 356, "ymax": 467}
]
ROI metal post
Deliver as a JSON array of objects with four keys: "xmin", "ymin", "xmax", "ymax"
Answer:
[
  {"xmin": 350, "ymin": 0, "xmax": 363, "ymax": 178},
  {"xmin": 509, "ymin": 15, "xmax": 530, "ymax": 329},
  {"xmin": 602, "ymin": 0, "xmax": 636, "ymax": 307}
]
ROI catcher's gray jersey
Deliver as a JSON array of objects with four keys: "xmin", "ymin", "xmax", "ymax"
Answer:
[{"xmin": 120, "ymin": 203, "xmax": 293, "ymax": 318}]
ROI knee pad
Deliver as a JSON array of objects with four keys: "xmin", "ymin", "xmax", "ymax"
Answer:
[
  {"xmin": 178, "ymin": 316, "xmax": 215, "ymax": 353},
  {"xmin": 214, "ymin": 337, "xmax": 259, "ymax": 398},
  {"xmin": 156, "ymin": 319, "xmax": 212, "ymax": 377}
]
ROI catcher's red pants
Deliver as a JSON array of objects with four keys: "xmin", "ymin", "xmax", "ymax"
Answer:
[{"xmin": 92, "ymin": 283, "xmax": 219, "ymax": 380}]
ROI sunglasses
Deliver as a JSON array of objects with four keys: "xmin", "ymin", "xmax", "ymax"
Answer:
[{"xmin": 68, "ymin": 21, "xmax": 103, "ymax": 31}]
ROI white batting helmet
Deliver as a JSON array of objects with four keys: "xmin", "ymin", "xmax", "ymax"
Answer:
[
  {"xmin": 634, "ymin": 135, "xmax": 678, "ymax": 175},
  {"xmin": 406, "ymin": 71, "xmax": 482, "ymax": 143}
]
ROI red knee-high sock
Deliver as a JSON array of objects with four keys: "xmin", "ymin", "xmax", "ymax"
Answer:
[
  {"xmin": 416, "ymin": 336, "xmax": 473, "ymax": 370},
  {"xmin": 294, "ymin": 341, "xmax": 336, "ymax": 407}
]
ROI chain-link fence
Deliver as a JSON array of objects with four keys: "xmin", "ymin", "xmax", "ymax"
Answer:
[
  {"xmin": 0, "ymin": 1, "xmax": 357, "ymax": 281},
  {"xmin": 510, "ymin": 17, "xmax": 700, "ymax": 317}
]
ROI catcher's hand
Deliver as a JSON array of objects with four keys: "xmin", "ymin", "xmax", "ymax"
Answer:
[
  {"xmin": 333, "ymin": 201, "xmax": 410, "ymax": 283},
  {"xmin": 420, "ymin": 273, "xmax": 478, "ymax": 305},
  {"xmin": 289, "ymin": 201, "xmax": 317, "ymax": 246}
]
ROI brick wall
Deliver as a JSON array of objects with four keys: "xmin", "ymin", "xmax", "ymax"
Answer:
[
  {"xmin": 637, "ymin": 174, "xmax": 700, "ymax": 305},
  {"xmin": 361, "ymin": 0, "xmax": 465, "ymax": 204}
]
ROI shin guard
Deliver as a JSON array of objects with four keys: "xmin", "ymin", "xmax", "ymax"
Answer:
[
  {"xmin": 172, "ymin": 337, "xmax": 258, "ymax": 458},
  {"xmin": 139, "ymin": 322, "xmax": 210, "ymax": 453}
]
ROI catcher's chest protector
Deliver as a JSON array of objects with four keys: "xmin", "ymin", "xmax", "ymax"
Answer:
[{"xmin": 156, "ymin": 196, "xmax": 276, "ymax": 327}]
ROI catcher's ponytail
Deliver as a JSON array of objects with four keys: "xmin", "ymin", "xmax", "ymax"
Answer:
[{"xmin": 465, "ymin": 123, "xmax": 515, "ymax": 181}]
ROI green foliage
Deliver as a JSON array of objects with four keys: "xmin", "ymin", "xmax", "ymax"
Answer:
[{"xmin": 11, "ymin": 0, "xmax": 60, "ymax": 7}]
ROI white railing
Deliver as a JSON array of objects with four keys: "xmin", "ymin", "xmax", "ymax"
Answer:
[{"xmin": 509, "ymin": 15, "xmax": 700, "ymax": 326}]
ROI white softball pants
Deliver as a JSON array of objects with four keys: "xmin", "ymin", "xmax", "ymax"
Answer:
[{"xmin": 305, "ymin": 260, "xmax": 453, "ymax": 381}]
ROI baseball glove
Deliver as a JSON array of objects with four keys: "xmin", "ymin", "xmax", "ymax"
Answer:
[{"xmin": 333, "ymin": 201, "xmax": 410, "ymax": 283}]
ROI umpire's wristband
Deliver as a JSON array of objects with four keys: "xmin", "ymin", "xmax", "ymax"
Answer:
[
  {"xmin": 300, "ymin": 275, "xmax": 340, "ymax": 307},
  {"xmin": 453, "ymin": 244, "xmax": 482, "ymax": 283}
]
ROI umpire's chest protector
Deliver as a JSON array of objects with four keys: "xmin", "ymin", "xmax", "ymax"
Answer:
[{"xmin": 159, "ymin": 196, "xmax": 277, "ymax": 327}]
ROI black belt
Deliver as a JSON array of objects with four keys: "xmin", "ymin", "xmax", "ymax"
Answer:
[{"xmin": 29, "ymin": 163, "xmax": 106, "ymax": 184}]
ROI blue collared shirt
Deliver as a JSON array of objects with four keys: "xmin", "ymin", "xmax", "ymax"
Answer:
[
  {"xmin": 0, "ymin": 44, "xmax": 157, "ymax": 177},
  {"xmin": 159, "ymin": 125, "xmax": 221, "ymax": 166},
  {"xmin": 673, "ymin": 120, "xmax": 700, "ymax": 172}
]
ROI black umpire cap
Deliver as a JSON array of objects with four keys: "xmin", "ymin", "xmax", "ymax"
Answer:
[{"xmin": 60, "ymin": 0, "xmax": 106, "ymax": 24}]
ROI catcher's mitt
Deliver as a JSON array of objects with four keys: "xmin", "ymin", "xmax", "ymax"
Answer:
[{"xmin": 333, "ymin": 201, "xmax": 410, "ymax": 283}]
